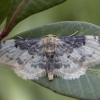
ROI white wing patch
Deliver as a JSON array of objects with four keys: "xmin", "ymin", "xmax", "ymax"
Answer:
[
  {"xmin": 77, "ymin": 36, "xmax": 100, "ymax": 67},
  {"xmin": 0, "ymin": 35, "xmax": 100, "ymax": 80},
  {"xmin": 16, "ymin": 54, "xmax": 46, "ymax": 80}
]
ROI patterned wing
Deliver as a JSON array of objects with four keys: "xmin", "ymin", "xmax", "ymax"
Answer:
[
  {"xmin": 54, "ymin": 36, "xmax": 100, "ymax": 80},
  {"xmin": 0, "ymin": 38, "xmax": 46, "ymax": 80}
]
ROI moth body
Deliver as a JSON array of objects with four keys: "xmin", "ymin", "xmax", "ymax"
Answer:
[{"xmin": 42, "ymin": 34, "xmax": 59, "ymax": 80}]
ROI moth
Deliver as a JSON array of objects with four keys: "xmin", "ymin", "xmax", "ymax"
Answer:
[{"xmin": 0, "ymin": 34, "xmax": 100, "ymax": 80}]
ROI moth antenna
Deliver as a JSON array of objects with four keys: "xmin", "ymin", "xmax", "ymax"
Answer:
[
  {"xmin": 69, "ymin": 31, "xmax": 78, "ymax": 36},
  {"xmin": 17, "ymin": 36, "xmax": 23, "ymax": 39}
]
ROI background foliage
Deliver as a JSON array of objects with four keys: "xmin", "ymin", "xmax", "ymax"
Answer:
[{"xmin": 0, "ymin": 0, "xmax": 100, "ymax": 100}]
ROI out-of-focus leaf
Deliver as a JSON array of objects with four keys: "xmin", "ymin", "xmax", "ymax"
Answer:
[
  {"xmin": 11, "ymin": 21, "xmax": 100, "ymax": 100},
  {"xmin": 5, "ymin": 0, "xmax": 67, "ymax": 32},
  {"xmin": 0, "ymin": 0, "xmax": 12, "ymax": 24}
]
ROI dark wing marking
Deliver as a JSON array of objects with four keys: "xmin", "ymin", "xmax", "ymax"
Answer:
[
  {"xmin": 54, "ymin": 36, "xmax": 100, "ymax": 80},
  {"xmin": 0, "ymin": 38, "xmax": 46, "ymax": 80}
]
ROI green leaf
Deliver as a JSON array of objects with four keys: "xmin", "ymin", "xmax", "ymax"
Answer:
[
  {"xmin": 0, "ymin": 0, "xmax": 12, "ymax": 24},
  {"xmin": 5, "ymin": 0, "xmax": 67, "ymax": 32},
  {"xmin": 11, "ymin": 21, "xmax": 100, "ymax": 100}
]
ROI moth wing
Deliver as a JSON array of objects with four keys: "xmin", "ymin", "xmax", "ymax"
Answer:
[
  {"xmin": 54, "ymin": 51, "xmax": 86, "ymax": 80},
  {"xmin": 15, "ymin": 52, "xmax": 46, "ymax": 80},
  {"xmin": 54, "ymin": 36, "xmax": 100, "ymax": 80},
  {"xmin": 0, "ymin": 39, "xmax": 46, "ymax": 80},
  {"xmin": 71, "ymin": 36, "xmax": 100, "ymax": 67}
]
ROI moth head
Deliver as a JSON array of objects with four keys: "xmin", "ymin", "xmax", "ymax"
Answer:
[
  {"xmin": 44, "ymin": 34, "xmax": 58, "ymax": 38},
  {"xmin": 43, "ymin": 34, "xmax": 59, "ymax": 44}
]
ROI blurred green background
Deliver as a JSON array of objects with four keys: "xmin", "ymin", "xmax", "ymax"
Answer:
[{"xmin": 0, "ymin": 0, "xmax": 100, "ymax": 100}]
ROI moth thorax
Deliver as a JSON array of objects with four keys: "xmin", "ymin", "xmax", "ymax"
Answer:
[
  {"xmin": 45, "ymin": 44, "xmax": 55, "ymax": 52},
  {"xmin": 43, "ymin": 36, "xmax": 58, "ymax": 52}
]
